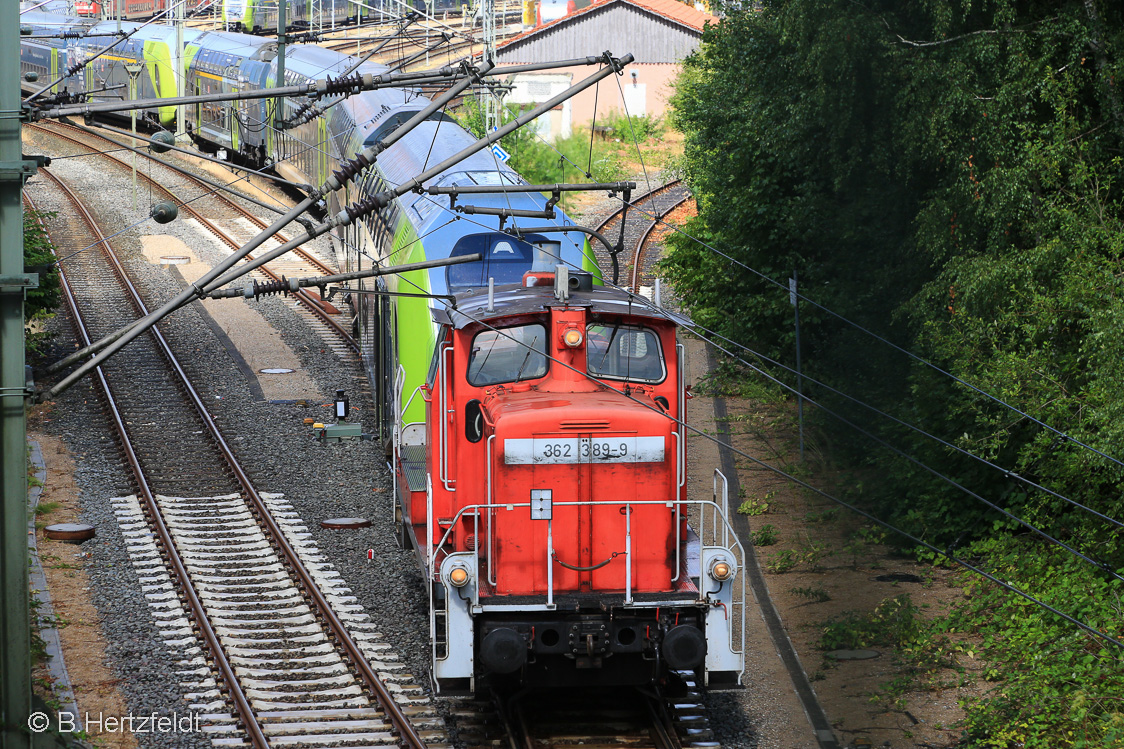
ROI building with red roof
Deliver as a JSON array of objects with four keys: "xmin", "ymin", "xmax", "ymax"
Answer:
[{"xmin": 494, "ymin": 0, "xmax": 718, "ymax": 139}]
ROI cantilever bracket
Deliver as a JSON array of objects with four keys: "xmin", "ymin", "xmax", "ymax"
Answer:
[
  {"xmin": 0, "ymin": 154, "xmax": 49, "ymax": 183},
  {"xmin": 0, "ymin": 274, "xmax": 39, "ymax": 292}
]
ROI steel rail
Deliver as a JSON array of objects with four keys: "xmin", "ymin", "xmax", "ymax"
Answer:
[
  {"xmin": 27, "ymin": 173, "xmax": 272, "ymax": 749},
  {"xmin": 593, "ymin": 178, "xmax": 682, "ymax": 238},
  {"xmin": 39, "ymin": 121, "xmax": 336, "ymax": 275},
  {"xmin": 640, "ymin": 690, "xmax": 683, "ymax": 749},
  {"xmin": 32, "ymin": 169, "xmax": 431, "ymax": 749},
  {"xmin": 28, "ymin": 121, "xmax": 360, "ymax": 353},
  {"xmin": 591, "ymin": 178, "xmax": 683, "ymax": 290},
  {"xmin": 629, "ymin": 192, "xmax": 690, "ymax": 293}
]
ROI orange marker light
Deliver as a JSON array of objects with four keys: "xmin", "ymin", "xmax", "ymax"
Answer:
[
  {"xmin": 563, "ymin": 328, "xmax": 584, "ymax": 348},
  {"xmin": 710, "ymin": 561, "xmax": 732, "ymax": 581},
  {"xmin": 449, "ymin": 567, "xmax": 470, "ymax": 587}
]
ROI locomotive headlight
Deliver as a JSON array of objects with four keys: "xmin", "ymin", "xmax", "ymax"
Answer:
[
  {"xmin": 709, "ymin": 557, "xmax": 735, "ymax": 582},
  {"xmin": 447, "ymin": 564, "xmax": 471, "ymax": 588},
  {"xmin": 562, "ymin": 328, "xmax": 584, "ymax": 348}
]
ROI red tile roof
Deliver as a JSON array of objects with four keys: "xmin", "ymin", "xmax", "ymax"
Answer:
[
  {"xmin": 626, "ymin": 0, "xmax": 717, "ymax": 31},
  {"xmin": 497, "ymin": 0, "xmax": 717, "ymax": 49}
]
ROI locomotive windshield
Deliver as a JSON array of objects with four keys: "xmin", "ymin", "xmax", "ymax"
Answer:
[
  {"xmin": 586, "ymin": 324, "xmax": 665, "ymax": 383},
  {"xmin": 467, "ymin": 324, "xmax": 548, "ymax": 386},
  {"xmin": 447, "ymin": 233, "xmax": 544, "ymax": 291}
]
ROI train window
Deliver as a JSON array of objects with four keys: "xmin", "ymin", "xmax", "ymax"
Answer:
[
  {"xmin": 464, "ymin": 171, "xmax": 521, "ymax": 186},
  {"xmin": 586, "ymin": 324, "xmax": 665, "ymax": 383},
  {"xmin": 446, "ymin": 233, "xmax": 541, "ymax": 291},
  {"xmin": 427, "ymin": 325, "xmax": 450, "ymax": 387},
  {"xmin": 467, "ymin": 324, "xmax": 548, "ymax": 387}
]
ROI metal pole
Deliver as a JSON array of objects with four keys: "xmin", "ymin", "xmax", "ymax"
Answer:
[
  {"xmin": 2, "ymin": 0, "xmax": 31, "ymax": 743},
  {"xmin": 790, "ymin": 272, "xmax": 805, "ymax": 462},
  {"xmin": 125, "ymin": 65, "xmax": 142, "ymax": 211},
  {"xmin": 275, "ymin": 0, "xmax": 287, "ymax": 129},
  {"xmin": 175, "ymin": 0, "xmax": 186, "ymax": 141}
]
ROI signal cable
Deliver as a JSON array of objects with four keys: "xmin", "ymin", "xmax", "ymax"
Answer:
[
  {"xmin": 613, "ymin": 73, "xmax": 653, "ymax": 196},
  {"xmin": 381, "ymin": 268, "xmax": 1124, "ymax": 652},
  {"xmin": 607, "ymin": 192, "xmax": 1124, "ymax": 475},
  {"xmin": 670, "ymin": 320, "xmax": 1124, "ymax": 532},
  {"xmin": 393, "ymin": 191, "xmax": 1124, "ymax": 567},
  {"xmin": 452, "ymin": 114, "xmax": 1124, "ymax": 535},
  {"xmin": 469, "ymin": 94, "xmax": 1124, "ymax": 476}
]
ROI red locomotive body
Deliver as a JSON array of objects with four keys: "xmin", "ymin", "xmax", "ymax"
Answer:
[{"xmin": 394, "ymin": 265, "xmax": 745, "ymax": 696}]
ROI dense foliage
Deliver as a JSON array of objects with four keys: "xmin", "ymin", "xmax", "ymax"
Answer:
[
  {"xmin": 667, "ymin": 1, "xmax": 1124, "ymax": 744},
  {"xmin": 23, "ymin": 209, "xmax": 60, "ymax": 354}
]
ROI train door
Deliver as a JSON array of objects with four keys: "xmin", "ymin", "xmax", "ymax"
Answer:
[
  {"xmin": 194, "ymin": 78, "xmax": 202, "ymax": 132},
  {"xmin": 224, "ymin": 64, "xmax": 241, "ymax": 153},
  {"xmin": 317, "ymin": 117, "xmax": 330, "ymax": 186}
]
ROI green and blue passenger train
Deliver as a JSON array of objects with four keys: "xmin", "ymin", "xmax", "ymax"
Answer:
[{"xmin": 20, "ymin": 8, "xmax": 599, "ymax": 443}]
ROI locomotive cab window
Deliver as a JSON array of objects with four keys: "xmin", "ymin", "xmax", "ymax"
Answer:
[
  {"xmin": 586, "ymin": 324, "xmax": 665, "ymax": 383},
  {"xmin": 467, "ymin": 324, "xmax": 548, "ymax": 386}
]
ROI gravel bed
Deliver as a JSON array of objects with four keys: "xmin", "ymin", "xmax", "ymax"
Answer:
[{"xmin": 28, "ymin": 129, "xmax": 445, "ymax": 746}]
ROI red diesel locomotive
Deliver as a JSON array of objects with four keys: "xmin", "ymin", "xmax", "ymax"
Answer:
[{"xmin": 391, "ymin": 257, "xmax": 745, "ymax": 696}]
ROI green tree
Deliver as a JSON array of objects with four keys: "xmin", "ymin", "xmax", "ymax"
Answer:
[
  {"xmin": 23, "ymin": 209, "xmax": 60, "ymax": 354},
  {"xmin": 668, "ymin": 4, "xmax": 1124, "ymax": 742}
]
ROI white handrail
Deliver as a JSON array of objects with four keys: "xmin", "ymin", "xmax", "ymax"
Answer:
[
  {"xmin": 625, "ymin": 503, "xmax": 632, "ymax": 603},
  {"xmin": 430, "ymin": 497, "xmax": 746, "ymax": 601},
  {"xmin": 486, "ymin": 435, "xmax": 497, "ymax": 586},
  {"xmin": 439, "ymin": 344, "xmax": 455, "ymax": 491}
]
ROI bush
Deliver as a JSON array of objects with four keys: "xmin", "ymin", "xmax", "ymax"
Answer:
[
  {"xmin": 598, "ymin": 109, "xmax": 666, "ymax": 144},
  {"xmin": 453, "ymin": 97, "xmax": 630, "ymax": 185},
  {"xmin": 23, "ymin": 210, "xmax": 60, "ymax": 355}
]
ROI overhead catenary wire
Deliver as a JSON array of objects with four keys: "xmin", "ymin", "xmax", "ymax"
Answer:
[
  {"xmin": 379, "ymin": 171, "xmax": 1124, "ymax": 570},
  {"xmin": 381, "ymin": 261, "xmax": 1124, "ymax": 653},
  {"xmin": 613, "ymin": 191, "xmax": 1124, "ymax": 474},
  {"xmin": 36, "ymin": 55, "xmax": 632, "ymax": 401},
  {"xmin": 499, "ymin": 92, "xmax": 1124, "ymax": 482}
]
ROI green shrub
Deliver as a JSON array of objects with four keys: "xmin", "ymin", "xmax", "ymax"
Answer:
[
  {"xmin": 766, "ymin": 549, "xmax": 798, "ymax": 573},
  {"xmin": 751, "ymin": 524, "xmax": 778, "ymax": 546},
  {"xmin": 598, "ymin": 109, "xmax": 666, "ymax": 143},
  {"xmin": 818, "ymin": 594, "xmax": 923, "ymax": 651}
]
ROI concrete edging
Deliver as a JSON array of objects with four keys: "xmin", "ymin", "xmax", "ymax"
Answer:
[{"xmin": 27, "ymin": 439, "xmax": 84, "ymax": 732}]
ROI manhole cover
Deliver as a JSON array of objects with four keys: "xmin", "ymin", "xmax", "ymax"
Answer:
[
  {"xmin": 260, "ymin": 368, "xmax": 294, "ymax": 374},
  {"xmin": 159, "ymin": 256, "xmax": 190, "ymax": 265},
  {"xmin": 826, "ymin": 649, "xmax": 881, "ymax": 661},
  {"xmin": 321, "ymin": 518, "xmax": 372, "ymax": 530},
  {"xmin": 875, "ymin": 573, "xmax": 924, "ymax": 584},
  {"xmin": 44, "ymin": 523, "xmax": 96, "ymax": 542}
]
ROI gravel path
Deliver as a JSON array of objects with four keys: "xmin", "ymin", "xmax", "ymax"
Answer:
[{"xmin": 27, "ymin": 129, "xmax": 445, "ymax": 747}]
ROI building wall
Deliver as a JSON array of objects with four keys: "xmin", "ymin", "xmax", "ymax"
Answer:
[
  {"xmin": 496, "ymin": 3, "xmax": 702, "ymax": 64},
  {"xmin": 504, "ymin": 62, "xmax": 681, "ymax": 140}
]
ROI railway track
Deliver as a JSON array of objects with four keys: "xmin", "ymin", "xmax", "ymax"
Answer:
[
  {"xmin": 26, "ymin": 165, "xmax": 448, "ymax": 749},
  {"xmin": 25, "ymin": 120, "xmax": 359, "ymax": 361},
  {"xmin": 453, "ymin": 673, "xmax": 717, "ymax": 749},
  {"xmin": 593, "ymin": 179, "xmax": 690, "ymax": 293}
]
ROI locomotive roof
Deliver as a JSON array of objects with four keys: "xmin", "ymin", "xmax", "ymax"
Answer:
[{"xmin": 431, "ymin": 283, "xmax": 689, "ymax": 329}]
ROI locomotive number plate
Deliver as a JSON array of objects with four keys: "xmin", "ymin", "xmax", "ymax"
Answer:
[{"xmin": 504, "ymin": 437, "xmax": 665, "ymax": 465}]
